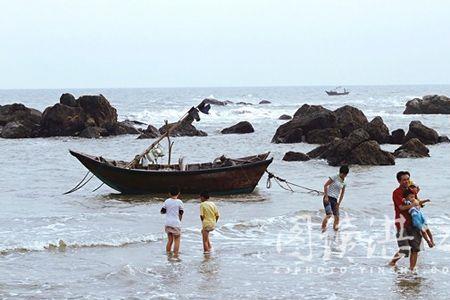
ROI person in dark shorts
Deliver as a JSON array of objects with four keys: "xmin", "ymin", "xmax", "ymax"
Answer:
[
  {"xmin": 389, "ymin": 171, "xmax": 423, "ymax": 271},
  {"xmin": 321, "ymin": 165, "xmax": 349, "ymax": 232}
]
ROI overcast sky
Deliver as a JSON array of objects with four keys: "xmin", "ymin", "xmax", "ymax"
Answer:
[{"xmin": 0, "ymin": 0, "xmax": 449, "ymax": 89}]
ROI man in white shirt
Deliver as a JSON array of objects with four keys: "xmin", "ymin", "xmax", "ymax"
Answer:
[{"xmin": 161, "ymin": 186, "xmax": 184, "ymax": 257}]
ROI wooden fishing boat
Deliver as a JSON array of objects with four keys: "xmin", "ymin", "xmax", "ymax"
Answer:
[
  {"xmin": 70, "ymin": 150, "xmax": 272, "ymax": 195},
  {"xmin": 325, "ymin": 86, "xmax": 350, "ymax": 96}
]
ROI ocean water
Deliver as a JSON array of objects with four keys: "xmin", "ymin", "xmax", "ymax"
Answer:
[{"xmin": 0, "ymin": 85, "xmax": 450, "ymax": 299}]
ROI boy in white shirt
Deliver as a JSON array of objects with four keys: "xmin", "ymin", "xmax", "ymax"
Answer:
[
  {"xmin": 160, "ymin": 186, "xmax": 184, "ymax": 256},
  {"xmin": 322, "ymin": 165, "xmax": 349, "ymax": 232}
]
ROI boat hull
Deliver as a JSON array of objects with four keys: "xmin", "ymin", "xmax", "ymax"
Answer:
[
  {"xmin": 325, "ymin": 91, "xmax": 350, "ymax": 96},
  {"xmin": 70, "ymin": 150, "xmax": 273, "ymax": 195}
]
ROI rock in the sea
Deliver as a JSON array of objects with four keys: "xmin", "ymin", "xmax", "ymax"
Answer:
[
  {"xmin": 236, "ymin": 102, "xmax": 253, "ymax": 106},
  {"xmin": 334, "ymin": 105, "xmax": 368, "ymax": 137},
  {"xmin": 0, "ymin": 103, "xmax": 42, "ymax": 138},
  {"xmin": 438, "ymin": 135, "xmax": 450, "ymax": 143},
  {"xmin": 138, "ymin": 124, "xmax": 160, "ymax": 139},
  {"xmin": 259, "ymin": 100, "xmax": 271, "ymax": 104},
  {"xmin": 111, "ymin": 121, "xmax": 141, "ymax": 135},
  {"xmin": 305, "ymin": 128, "xmax": 341, "ymax": 144},
  {"xmin": 278, "ymin": 114, "xmax": 292, "ymax": 120},
  {"xmin": 1, "ymin": 121, "xmax": 35, "ymax": 138},
  {"xmin": 348, "ymin": 140, "xmax": 395, "ymax": 165},
  {"xmin": 364, "ymin": 116, "xmax": 390, "ymax": 144},
  {"xmin": 221, "ymin": 121, "xmax": 254, "ymax": 134},
  {"xmin": 282, "ymin": 151, "xmax": 310, "ymax": 161},
  {"xmin": 60, "ymin": 93, "xmax": 78, "ymax": 107},
  {"xmin": 40, "ymin": 103, "xmax": 87, "ymax": 136},
  {"xmin": 405, "ymin": 121, "xmax": 439, "ymax": 145},
  {"xmin": 394, "ymin": 138, "xmax": 430, "ymax": 158},
  {"xmin": 272, "ymin": 105, "xmax": 336, "ymax": 143},
  {"xmin": 79, "ymin": 126, "xmax": 109, "ymax": 138},
  {"xmin": 78, "ymin": 94, "xmax": 117, "ymax": 130},
  {"xmin": 404, "ymin": 95, "xmax": 450, "ymax": 114},
  {"xmin": 159, "ymin": 121, "xmax": 207, "ymax": 137},
  {"xmin": 389, "ymin": 129, "xmax": 406, "ymax": 144},
  {"xmin": 202, "ymin": 98, "xmax": 230, "ymax": 106},
  {"xmin": 307, "ymin": 128, "xmax": 395, "ymax": 166}
]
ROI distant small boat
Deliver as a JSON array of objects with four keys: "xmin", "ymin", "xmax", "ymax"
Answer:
[{"xmin": 325, "ymin": 86, "xmax": 349, "ymax": 96}]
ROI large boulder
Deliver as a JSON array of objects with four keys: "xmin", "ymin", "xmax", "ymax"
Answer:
[
  {"xmin": 78, "ymin": 94, "xmax": 117, "ymax": 130},
  {"xmin": 282, "ymin": 151, "xmax": 310, "ymax": 161},
  {"xmin": 221, "ymin": 121, "xmax": 254, "ymax": 134},
  {"xmin": 405, "ymin": 121, "xmax": 439, "ymax": 145},
  {"xmin": 334, "ymin": 105, "xmax": 368, "ymax": 136},
  {"xmin": 307, "ymin": 128, "xmax": 394, "ymax": 166},
  {"xmin": 138, "ymin": 124, "xmax": 160, "ymax": 139},
  {"xmin": 364, "ymin": 116, "xmax": 390, "ymax": 144},
  {"xmin": 78, "ymin": 126, "xmax": 108, "ymax": 138},
  {"xmin": 202, "ymin": 98, "xmax": 231, "ymax": 106},
  {"xmin": 389, "ymin": 129, "xmax": 406, "ymax": 144},
  {"xmin": 348, "ymin": 140, "xmax": 395, "ymax": 166},
  {"xmin": 111, "ymin": 121, "xmax": 141, "ymax": 135},
  {"xmin": 0, "ymin": 103, "xmax": 42, "ymax": 138},
  {"xmin": 305, "ymin": 128, "xmax": 341, "ymax": 144},
  {"xmin": 159, "ymin": 121, "xmax": 207, "ymax": 137},
  {"xmin": 40, "ymin": 103, "xmax": 86, "ymax": 136},
  {"xmin": 1, "ymin": 121, "xmax": 35, "ymax": 138},
  {"xmin": 278, "ymin": 114, "xmax": 292, "ymax": 120},
  {"xmin": 259, "ymin": 100, "xmax": 271, "ymax": 104},
  {"xmin": 60, "ymin": 93, "xmax": 78, "ymax": 107},
  {"xmin": 273, "ymin": 105, "xmax": 336, "ymax": 143},
  {"xmin": 394, "ymin": 138, "xmax": 430, "ymax": 158},
  {"xmin": 404, "ymin": 95, "xmax": 450, "ymax": 114}
]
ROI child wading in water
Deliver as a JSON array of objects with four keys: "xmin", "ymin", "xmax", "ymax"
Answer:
[
  {"xmin": 403, "ymin": 186, "xmax": 434, "ymax": 248},
  {"xmin": 322, "ymin": 165, "xmax": 349, "ymax": 232},
  {"xmin": 160, "ymin": 186, "xmax": 184, "ymax": 257},
  {"xmin": 199, "ymin": 191, "xmax": 220, "ymax": 253}
]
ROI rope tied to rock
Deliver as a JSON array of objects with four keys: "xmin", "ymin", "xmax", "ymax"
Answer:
[{"xmin": 265, "ymin": 170, "xmax": 323, "ymax": 195}]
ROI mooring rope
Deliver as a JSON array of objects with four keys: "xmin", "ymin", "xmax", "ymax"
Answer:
[
  {"xmin": 63, "ymin": 171, "xmax": 95, "ymax": 195},
  {"xmin": 265, "ymin": 170, "xmax": 323, "ymax": 195}
]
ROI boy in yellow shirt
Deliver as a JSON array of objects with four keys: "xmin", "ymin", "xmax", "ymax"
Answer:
[{"xmin": 199, "ymin": 191, "xmax": 220, "ymax": 253}]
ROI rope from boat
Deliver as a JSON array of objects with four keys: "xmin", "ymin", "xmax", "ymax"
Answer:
[
  {"xmin": 91, "ymin": 182, "xmax": 104, "ymax": 192},
  {"xmin": 265, "ymin": 170, "xmax": 323, "ymax": 195},
  {"xmin": 63, "ymin": 171, "xmax": 95, "ymax": 195}
]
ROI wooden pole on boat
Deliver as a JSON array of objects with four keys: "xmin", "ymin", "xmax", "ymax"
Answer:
[{"xmin": 127, "ymin": 112, "xmax": 189, "ymax": 169}]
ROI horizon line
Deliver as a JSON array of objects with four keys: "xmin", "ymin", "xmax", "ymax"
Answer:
[{"xmin": 1, "ymin": 83, "xmax": 450, "ymax": 91}]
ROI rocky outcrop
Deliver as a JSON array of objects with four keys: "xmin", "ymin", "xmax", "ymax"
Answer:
[
  {"xmin": 236, "ymin": 102, "xmax": 253, "ymax": 106},
  {"xmin": 308, "ymin": 128, "xmax": 395, "ymax": 166},
  {"xmin": 79, "ymin": 126, "xmax": 108, "ymax": 138},
  {"xmin": 0, "ymin": 103, "xmax": 42, "ymax": 138},
  {"xmin": 394, "ymin": 138, "xmax": 430, "ymax": 158},
  {"xmin": 405, "ymin": 121, "xmax": 439, "ymax": 145},
  {"xmin": 364, "ymin": 116, "xmax": 390, "ymax": 144},
  {"xmin": 60, "ymin": 93, "xmax": 78, "ymax": 107},
  {"xmin": 389, "ymin": 129, "xmax": 405, "ymax": 144},
  {"xmin": 278, "ymin": 114, "xmax": 292, "ymax": 120},
  {"xmin": 221, "ymin": 121, "xmax": 254, "ymax": 134},
  {"xmin": 438, "ymin": 136, "xmax": 450, "ymax": 143},
  {"xmin": 202, "ymin": 98, "xmax": 232, "ymax": 106},
  {"xmin": 137, "ymin": 124, "xmax": 160, "ymax": 139},
  {"xmin": 273, "ymin": 105, "xmax": 337, "ymax": 143},
  {"xmin": 159, "ymin": 121, "xmax": 207, "ymax": 137},
  {"xmin": 334, "ymin": 105, "xmax": 368, "ymax": 136},
  {"xmin": 40, "ymin": 104, "xmax": 87, "ymax": 136},
  {"xmin": 111, "ymin": 121, "xmax": 142, "ymax": 135},
  {"xmin": 305, "ymin": 128, "xmax": 341, "ymax": 144},
  {"xmin": 259, "ymin": 100, "xmax": 271, "ymax": 104},
  {"xmin": 78, "ymin": 95, "xmax": 117, "ymax": 130},
  {"xmin": 282, "ymin": 151, "xmax": 310, "ymax": 161},
  {"xmin": 404, "ymin": 95, "xmax": 450, "ymax": 114}
]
